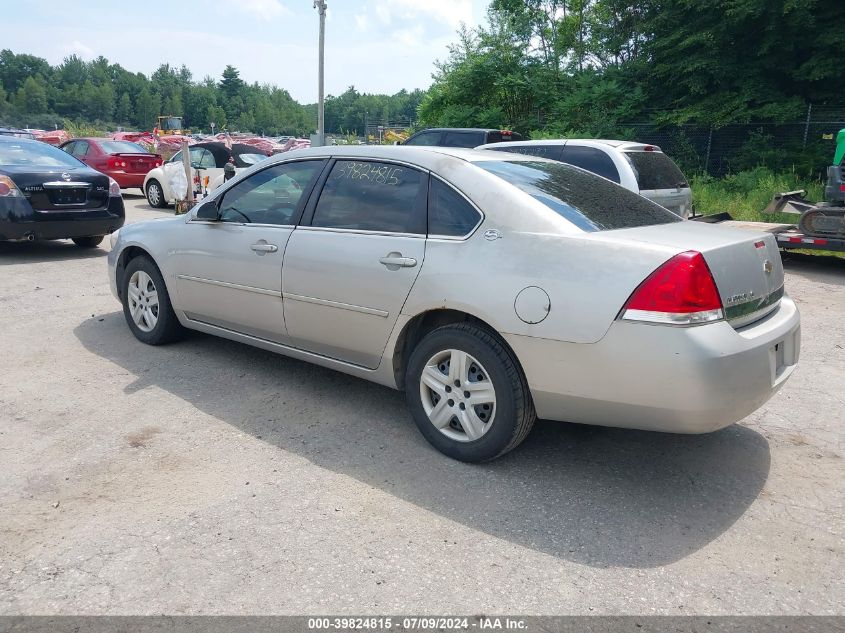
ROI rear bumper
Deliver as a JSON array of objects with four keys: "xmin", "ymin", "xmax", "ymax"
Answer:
[
  {"xmin": 0, "ymin": 197, "xmax": 125, "ymax": 241},
  {"xmin": 110, "ymin": 171, "xmax": 147, "ymax": 188},
  {"xmin": 505, "ymin": 296, "xmax": 801, "ymax": 433}
]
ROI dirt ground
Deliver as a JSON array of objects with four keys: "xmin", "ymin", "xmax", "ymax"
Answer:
[{"xmin": 0, "ymin": 193, "xmax": 843, "ymax": 615}]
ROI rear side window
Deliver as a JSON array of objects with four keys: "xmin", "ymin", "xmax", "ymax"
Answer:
[
  {"xmin": 559, "ymin": 146, "xmax": 620, "ymax": 183},
  {"xmin": 428, "ymin": 178, "xmax": 482, "ymax": 237},
  {"xmin": 441, "ymin": 131, "xmax": 484, "ymax": 147},
  {"xmin": 623, "ymin": 151, "xmax": 688, "ymax": 190},
  {"xmin": 496, "ymin": 144, "xmax": 563, "ymax": 160},
  {"xmin": 404, "ymin": 131, "xmax": 442, "ymax": 146},
  {"xmin": 70, "ymin": 141, "xmax": 89, "ymax": 157},
  {"xmin": 312, "ymin": 160, "xmax": 427, "ymax": 234},
  {"xmin": 475, "ymin": 160, "xmax": 680, "ymax": 232}
]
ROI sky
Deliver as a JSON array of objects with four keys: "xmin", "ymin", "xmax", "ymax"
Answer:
[{"xmin": 2, "ymin": 0, "xmax": 491, "ymax": 103}]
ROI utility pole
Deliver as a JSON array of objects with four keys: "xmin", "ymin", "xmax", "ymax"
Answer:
[{"xmin": 314, "ymin": 0, "xmax": 327, "ymax": 147}]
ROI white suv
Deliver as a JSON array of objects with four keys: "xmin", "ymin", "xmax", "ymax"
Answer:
[{"xmin": 476, "ymin": 139, "xmax": 692, "ymax": 219}]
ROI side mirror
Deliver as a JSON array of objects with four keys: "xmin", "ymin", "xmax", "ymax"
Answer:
[{"xmin": 195, "ymin": 199, "xmax": 219, "ymax": 221}]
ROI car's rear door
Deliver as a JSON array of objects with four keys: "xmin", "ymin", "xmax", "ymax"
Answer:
[
  {"xmin": 171, "ymin": 159, "xmax": 326, "ymax": 342},
  {"xmin": 282, "ymin": 158, "xmax": 428, "ymax": 369}
]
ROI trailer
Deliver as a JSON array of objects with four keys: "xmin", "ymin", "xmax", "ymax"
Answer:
[{"xmin": 691, "ymin": 214, "xmax": 845, "ymax": 253}]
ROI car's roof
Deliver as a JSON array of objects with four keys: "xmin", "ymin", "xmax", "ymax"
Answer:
[
  {"xmin": 476, "ymin": 139, "xmax": 662, "ymax": 152},
  {"xmin": 270, "ymin": 144, "xmax": 545, "ymax": 168},
  {"xmin": 413, "ymin": 128, "xmax": 508, "ymax": 133}
]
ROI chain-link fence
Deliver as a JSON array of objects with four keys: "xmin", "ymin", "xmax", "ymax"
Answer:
[{"xmin": 624, "ymin": 105, "xmax": 845, "ymax": 177}]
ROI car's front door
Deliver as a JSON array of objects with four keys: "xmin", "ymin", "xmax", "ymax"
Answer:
[
  {"xmin": 171, "ymin": 159, "xmax": 327, "ymax": 342},
  {"xmin": 282, "ymin": 159, "xmax": 428, "ymax": 369}
]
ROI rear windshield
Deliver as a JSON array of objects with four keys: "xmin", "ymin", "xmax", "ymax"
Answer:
[
  {"xmin": 475, "ymin": 160, "xmax": 681, "ymax": 232},
  {"xmin": 623, "ymin": 151, "xmax": 687, "ymax": 190},
  {"xmin": 98, "ymin": 141, "xmax": 148, "ymax": 154},
  {"xmin": 0, "ymin": 140, "xmax": 82, "ymax": 167}
]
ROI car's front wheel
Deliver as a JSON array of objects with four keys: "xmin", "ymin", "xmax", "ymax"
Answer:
[
  {"xmin": 71, "ymin": 236, "xmax": 104, "ymax": 248},
  {"xmin": 406, "ymin": 323, "xmax": 536, "ymax": 462},
  {"xmin": 145, "ymin": 179, "xmax": 166, "ymax": 208},
  {"xmin": 121, "ymin": 256, "xmax": 184, "ymax": 345}
]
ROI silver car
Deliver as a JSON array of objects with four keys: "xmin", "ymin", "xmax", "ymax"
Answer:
[
  {"xmin": 476, "ymin": 139, "xmax": 693, "ymax": 218},
  {"xmin": 108, "ymin": 146, "xmax": 800, "ymax": 462}
]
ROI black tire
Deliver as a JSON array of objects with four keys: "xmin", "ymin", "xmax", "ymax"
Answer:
[
  {"xmin": 71, "ymin": 235, "xmax": 104, "ymax": 248},
  {"xmin": 121, "ymin": 255, "xmax": 185, "ymax": 345},
  {"xmin": 405, "ymin": 323, "xmax": 536, "ymax": 462},
  {"xmin": 146, "ymin": 179, "xmax": 167, "ymax": 208}
]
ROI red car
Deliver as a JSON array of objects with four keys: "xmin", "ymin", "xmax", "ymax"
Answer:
[{"xmin": 59, "ymin": 138, "xmax": 163, "ymax": 189}]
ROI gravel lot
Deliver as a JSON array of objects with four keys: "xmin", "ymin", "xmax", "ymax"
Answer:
[{"xmin": 1, "ymin": 193, "xmax": 843, "ymax": 615}]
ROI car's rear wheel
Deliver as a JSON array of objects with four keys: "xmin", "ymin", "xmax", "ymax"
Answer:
[
  {"xmin": 121, "ymin": 256, "xmax": 184, "ymax": 345},
  {"xmin": 146, "ymin": 179, "xmax": 166, "ymax": 208},
  {"xmin": 406, "ymin": 323, "xmax": 535, "ymax": 462},
  {"xmin": 71, "ymin": 236, "xmax": 104, "ymax": 248}
]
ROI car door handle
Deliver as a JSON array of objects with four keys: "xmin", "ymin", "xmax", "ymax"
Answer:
[
  {"xmin": 379, "ymin": 254, "xmax": 417, "ymax": 268},
  {"xmin": 250, "ymin": 242, "xmax": 278, "ymax": 254}
]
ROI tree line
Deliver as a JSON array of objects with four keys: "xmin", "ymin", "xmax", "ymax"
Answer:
[
  {"xmin": 0, "ymin": 50, "xmax": 422, "ymax": 137},
  {"xmin": 418, "ymin": 0, "xmax": 844, "ymax": 136}
]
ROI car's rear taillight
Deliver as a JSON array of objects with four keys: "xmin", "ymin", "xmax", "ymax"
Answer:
[
  {"xmin": 0, "ymin": 175, "xmax": 23, "ymax": 197},
  {"xmin": 108, "ymin": 177, "xmax": 121, "ymax": 197},
  {"xmin": 107, "ymin": 157, "xmax": 127, "ymax": 169},
  {"xmin": 621, "ymin": 251, "xmax": 723, "ymax": 326}
]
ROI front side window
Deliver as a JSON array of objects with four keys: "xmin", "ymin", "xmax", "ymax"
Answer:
[
  {"xmin": 475, "ymin": 160, "xmax": 680, "ymax": 232},
  {"xmin": 404, "ymin": 131, "xmax": 442, "ymax": 146},
  {"xmin": 218, "ymin": 160, "xmax": 325, "ymax": 225},
  {"xmin": 312, "ymin": 160, "xmax": 426, "ymax": 234},
  {"xmin": 559, "ymin": 145, "xmax": 620, "ymax": 183},
  {"xmin": 428, "ymin": 178, "xmax": 482, "ymax": 237},
  {"xmin": 189, "ymin": 147, "xmax": 216, "ymax": 168}
]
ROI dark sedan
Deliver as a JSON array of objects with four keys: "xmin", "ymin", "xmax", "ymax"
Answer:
[{"xmin": 0, "ymin": 136, "xmax": 125, "ymax": 247}]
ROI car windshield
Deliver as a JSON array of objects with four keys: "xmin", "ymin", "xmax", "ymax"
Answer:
[
  {"xmin": 0, "ymin": 140, "xmax": 82, "ymax": 168},
  {"xmin": 623, "ymin": 151, "xmax": 688, "ymax": 190},
  {"xmin": 475, "ymin": 160, "xmax": 681, "ymax": 232},
  {"xmin": 98, "ymin": 141, "xmax": 148, "ymax": 154},
  {"xmin": 239, "ymin": 153, "xmax": 268, "ymax": 165}
]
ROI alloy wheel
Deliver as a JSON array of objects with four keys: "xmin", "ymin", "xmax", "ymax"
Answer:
[{"xmin": 147, "ymin": 182, "xmax": 161, "ymax": 206}]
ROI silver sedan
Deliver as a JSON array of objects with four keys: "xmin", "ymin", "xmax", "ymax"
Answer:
[{"xmin": 108, "ymin": 146, "xmax": 800, "ymax": 462}]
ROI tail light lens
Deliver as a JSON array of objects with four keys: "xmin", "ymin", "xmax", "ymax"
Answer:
[
  {"xmin": 621, "ymin": 251, "xmax": 723, "ymax": 326},
  {"xmin": 108, "ymin": 177, "xmax": 121, "ymax": 197},
  {"xmin": 0, "ymin": 175, "xmax": 23, "ymax": 197},
  {"xmin": 107, "ymin": 157, "xmax": 128, "ymax": 169}
]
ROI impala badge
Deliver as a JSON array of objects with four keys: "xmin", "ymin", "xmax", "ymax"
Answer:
[
  {"xmin": 484, "ymin": 229, "xmax": 502, "ymax": 241},
  {"xmin": 763, "ymin": 260, "xmax": 773, "ymax": 274},
  {"xmin": 61, "ymin": 172, "xmax": 72, "ymax": 181}
]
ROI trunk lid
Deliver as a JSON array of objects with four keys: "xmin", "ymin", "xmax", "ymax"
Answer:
[
  {"xmin": 112, "ymin": 152, "xmax": 159, "ymax": 174},
  {"xmin": 3, "ymin": 165, "xmax": 110, "ymax": 212},
  {"xmin": 600, "ymin": 222, "xmax": 785, "ymax": 328}
]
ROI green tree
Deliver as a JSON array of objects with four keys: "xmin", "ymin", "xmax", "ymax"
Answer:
[
  {"xmin": 219, "ymin": 65, "xmax": 244, "ymax": 99},
  {"xmin": 14, "ymin": 76, "xmax": 48, "ymax": 114},
  {"xmin": 115, "ymin": 92, "xmax": 133, "ymax": 124},
  {"xmin": 207, "ymin": 104, "xmax": 227, "ymax": 130}
]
